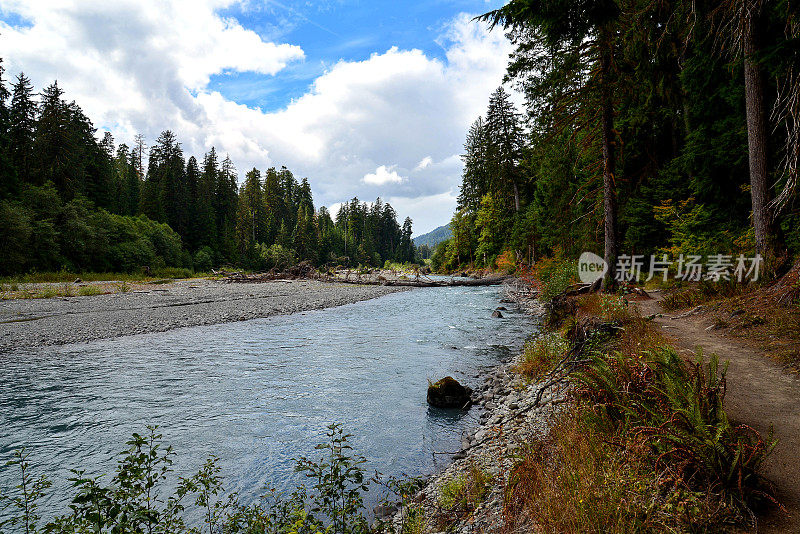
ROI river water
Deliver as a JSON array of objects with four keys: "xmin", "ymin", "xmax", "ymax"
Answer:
[{"xmin": 0, "ymin": 285, "xmax": 536, "ymax": 521}]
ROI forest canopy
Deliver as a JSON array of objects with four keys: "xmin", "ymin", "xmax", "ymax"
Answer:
[
  {"xmin": 0, "ymin": 63, "xmax": 416, "ymax": 275},
  {"xmin": 434, "ymin": 0, "xmax": 800, "ymax": 283}
]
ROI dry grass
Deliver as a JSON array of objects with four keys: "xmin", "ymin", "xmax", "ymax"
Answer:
[
  {"xmin": 435, "ymin": 463, "xmax": 493, "ymax": 528},
  {"xmin": 705, "ymin": 291, "xmax": 800, "ymax": 370},
  {"xmin": 513, "ymin": 332, "xmax": 570, "ymax": 381},
  {"xmin": 503, "ymin": 405, "xmax": 740, "ymax": 534},
  {"xmin": 78, "ymin": 285, "xmax": 105, "ymax": 296},
  {"xmin": 501, "ymin": 290, "xmax": 775, "ymax": 533}
]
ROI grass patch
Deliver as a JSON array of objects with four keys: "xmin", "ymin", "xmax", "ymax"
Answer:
[
  {"xmin": 513, "ymin": 332, "xmax": 570, "ymax": 381},
  {"xmin": 660, "ymin": 280, "xmax": 744, "ymax": 311},
  {"xmin": 436, "ymin": 463, "xmax": 493, "ymax": 524},
  {"xmin": 0, "ymin": 267, "xmax": 196, "ymax": 284},
  {"xmin": 116, "ymin": 281, "xmax": 131, "ymax": 293},
  {"xmin": 77, "ymin": 285, "xmax": 104, "ymax": 297},
  {"xmin": 504, "ymin": 406, "xmax": 730, "ymax": 533},
  {"xmin": 401, "ymin": 505, "xmax": 426, "ymax": 534}
]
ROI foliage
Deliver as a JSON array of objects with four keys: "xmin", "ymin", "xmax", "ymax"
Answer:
[
  {"xmin": 295, "ymin": 424, "xmax": 369, "ymax": 534},
  {"xmin": 0, "ymin": 70, "xmax": 418, "ymax": 275},
  {"xmin": 574, "ymin": 348, "xmax": 775, "ymax": 516},
  {"xmin": 513, "ymin": 332, "xmax": 570, "ymax": 381},
  {"xmin": 431, "ymin": 0, "xmax": 800, "ymax": 276},
  {"xmin": 435, "ymin": 464, "xmax": 492, "ymax": 527},
  {"xmin": 0, "ymin": 449, "xmax": 52, "ymax": 534},
  {"xmin": 531, "ymin": 258, "xmax": 577, "ymax": 301},
  {"xmin": 0, "ymin": 424, "xmax": 385, "ymax": 534}
]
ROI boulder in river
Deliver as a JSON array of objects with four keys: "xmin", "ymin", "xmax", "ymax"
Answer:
[
  {"xmin": 492, "ymin": 310, "xmax": 504, "ymax": 318},
  {"xmin": 427, "ymin": 376, "xmax": 472, "ymax": 409}
]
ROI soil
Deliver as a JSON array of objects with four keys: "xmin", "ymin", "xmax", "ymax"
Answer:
[{"xmin": 638, "ymin": 293, "xmax": 800, "ymax": 533}]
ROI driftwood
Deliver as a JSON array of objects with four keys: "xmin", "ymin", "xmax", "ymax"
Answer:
[
  {"xmin": 328, "ymin": 275, "xmax": 511, "ymax": 287},
  {"xmin": 220, "ymin": 262, "xmax": 512, "ymax": 287}
]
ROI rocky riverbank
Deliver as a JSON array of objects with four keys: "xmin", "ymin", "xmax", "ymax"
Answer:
[
  {"xmin": 0, "ymin": 278, "xmax": 408, "ymax": 352},
  {"xmin": 386, "ymin": 280, "xmax": 565, "ymax": 534}
]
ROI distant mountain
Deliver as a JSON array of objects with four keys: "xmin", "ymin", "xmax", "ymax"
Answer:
[{"xmin": 413, "ymin": 224, "xmax": 452, "ymax": 249}]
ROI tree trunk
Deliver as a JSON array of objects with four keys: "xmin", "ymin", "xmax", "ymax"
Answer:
[
  {"xmin": 743, "ymin": 6, "xmax": 772, "ymax": 262},
  {"xmin": 599, "ymin": 26, "xmax": 618, "ymax": 291},
  {"xmin": 512, "ymin": 181, "xmax": 521, "ymax": 212}
]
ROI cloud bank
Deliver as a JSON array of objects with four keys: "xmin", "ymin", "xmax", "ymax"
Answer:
[{"xmin": 0, "ymin": 1, "xmax": 513, "ymax": 233}]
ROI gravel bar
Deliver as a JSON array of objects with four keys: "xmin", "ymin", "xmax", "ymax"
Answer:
[{"xmin": 0, "ymin": 279, "xmax": 408, "ymax": 352}]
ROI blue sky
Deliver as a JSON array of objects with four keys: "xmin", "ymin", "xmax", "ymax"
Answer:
[
  {"xmin": 210, "ymin": 0, "xmax": 505, "ymax": 111},
  {"xmin": 0, "ymin": 0, "xmax": 513, "ymax": 234}
]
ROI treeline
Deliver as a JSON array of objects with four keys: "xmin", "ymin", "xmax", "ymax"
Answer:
[
  {"xmin": 0, "ymin": 60, "xmax": 415, "ymax": 275},
  {"xmin": 434, "ymin": 0, "xmax": 800, "ymax": 282}
]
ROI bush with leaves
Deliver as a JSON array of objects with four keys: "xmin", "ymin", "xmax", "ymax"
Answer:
[
  {"xmin": 0, "ymin": 423, "xmax": 383, "ymax": 534},
  {"xmin": 574, "ymin": 348, "xmax": 775, "ymax": 517}
]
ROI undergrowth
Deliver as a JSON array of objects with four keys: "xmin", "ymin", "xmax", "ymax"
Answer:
[
  {"xmin": 0, "ymin": 423, "xmax": 413, "ymax": 534},
  {"xmin": 504, "ymin": 287, "xmax": 777, "ymax": 533},
  {"xmin": 435, "ymin": 463, "xmax": 492, "ymax": 528},
  {"xmin": 513, "ymin": 332, "xmax": 570, "ymax": 381}
]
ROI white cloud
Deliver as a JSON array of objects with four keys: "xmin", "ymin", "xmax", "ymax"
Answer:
[
  {"xmin": 363, "ymin": 165, "xmax": 404, "ymax": 185},
  {"xmin": 0, "ymin": 5, "xmax": 514, "ymax": 233},
  {"xmin": 414, "ymin": 156, "xmax": 433, "ymax": 171}
]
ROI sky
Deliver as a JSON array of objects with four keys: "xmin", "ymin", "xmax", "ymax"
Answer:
[{"xmin": 0, "ymin": 0, "xmax": 514, "ymax": 235}]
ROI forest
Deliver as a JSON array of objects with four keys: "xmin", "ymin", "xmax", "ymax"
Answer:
[
  {"xmin": 433, "ymin": 0, "xmax": 800, "ymax": 284},
  {"xmin": 0, "ymin": 64, "xmax": 415, "ymax": 276}
]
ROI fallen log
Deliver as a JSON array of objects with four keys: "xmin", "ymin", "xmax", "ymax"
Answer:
[{"xmin": 327, "ymin": 275, "xmax": 512, "ymax": 287}]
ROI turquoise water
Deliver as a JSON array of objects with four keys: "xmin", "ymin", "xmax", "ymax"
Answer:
[{"xmin": 0, "ymin": 286, "xmax": 536, "ymax": 520}]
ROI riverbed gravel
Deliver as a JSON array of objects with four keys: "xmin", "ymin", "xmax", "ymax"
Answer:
[{"xmin": 0, "ymin": 279, "xmax": 408, "ymax": 352}]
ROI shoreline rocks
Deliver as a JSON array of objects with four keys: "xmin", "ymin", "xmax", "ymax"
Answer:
[
  {"xmin": 390, "ymin": 279, "xmax": 563, "ymax": 534},
  {"xmin": 427, "ymin": 376, "xmax": 473, "ymax": 409}
]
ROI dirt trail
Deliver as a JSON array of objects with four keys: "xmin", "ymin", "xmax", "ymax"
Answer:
[{"xmin": 638, "ymin": 294, "xmax": 800, "ymax": 533}]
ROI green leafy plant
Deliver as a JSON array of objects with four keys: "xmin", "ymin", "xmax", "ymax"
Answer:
[
  {"xmin": 295, "ymin": 423, "xmax": 369, "ymax": 534},
  {"xmin": 573, "ymin": 348, "xmax": 776, "ymax": 515},
  {"xmin": 0, "ymin": 449, "xmax": 52, "ymax": 534}
]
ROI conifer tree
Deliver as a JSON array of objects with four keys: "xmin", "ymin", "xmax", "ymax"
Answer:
[
  {"xmin": 486, "ymin": 87, "xmax": 525, "ymax": 212},
  {"xmin": 236, "ymin": 167, "xmax": 264, "ymax": 257},
  {"xmin": 0, "ymin": 59, "xmax": 14, "ymax": 198},
  {"xmin": 10, "ymin": 73, "xmax": 37, "ymax": 186}
]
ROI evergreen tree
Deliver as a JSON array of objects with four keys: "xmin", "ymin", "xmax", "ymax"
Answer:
[
  {"xmin": 486, "ymin": 87, "xmax": 526, "ymax": 212},
  {"xmin": 236, "ymin": 167, "xmax": 264, "ymax": 258},
  {"xmin": 0, "ymin": 59, "xmax": 14, "ymax": 198},
  {"xmin": 195, "ymin": 148, "xmax": 219, "ymax": 252},
  {"xmin": 10, "ymin": 73, "xmax": 37, "ymax": 187},
  {"xmin": 262, "ymin": 166, "xmax": 283, "ymax": 247},
  {"xmin": 458, "ymin": 117, "xmax": 491, "ymax": 213},
  {"xmin": 215, "ymin": 154, "xmax": 238, "ymax": 262},
  {"xmin": 34, "ymin": 82, "xmax": 78, "ymax": 197}
]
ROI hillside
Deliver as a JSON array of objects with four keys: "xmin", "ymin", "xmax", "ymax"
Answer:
[{"xmin": 413, "ymin": 224, "xmax": 451, "ymax": 249}]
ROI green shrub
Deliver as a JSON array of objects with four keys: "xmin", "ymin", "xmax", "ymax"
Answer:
[
  {"xmin": 193, "ymin": 247, "xmax": 214, "ymax": 272},
  {"xmin": 573, "ymin": 348, "xmax": 774, "ymax": 515},
  {"xmin": 256, "ymin": 243, "xmax": 297, "ymax": 270},
  {"xmin": 437, "ymin": 463, "xmax": 492, "ymax": 514},
  {"xmin": 514, "ymin": 332, "xmax": 570, "ymax": 380},
  {"xmin": 535, "ymin": 259, "xmax": 577, "ymax": 301},
  {"xmin": 0, "ymin": 424, "xmax": 376, "ymax": 534}
]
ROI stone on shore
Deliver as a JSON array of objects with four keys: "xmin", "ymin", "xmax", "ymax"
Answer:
[{"xmin": 427, "ymin": 376, "xmax": 472, "ymax": 409}]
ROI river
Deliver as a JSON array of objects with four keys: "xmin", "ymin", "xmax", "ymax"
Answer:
[{"xmin": 0, "ymin": 285, "xmax": 536, "ymax": 521}]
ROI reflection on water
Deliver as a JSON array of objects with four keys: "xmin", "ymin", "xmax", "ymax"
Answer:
[{"xmin": 0, "ymin": 286, "xmax": 536, "ymax": 519}]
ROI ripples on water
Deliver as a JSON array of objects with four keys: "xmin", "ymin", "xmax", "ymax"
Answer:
[{"xmin": 0, "ymin": 286, "xmax": 537, "ymax": 520}]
